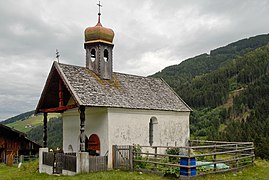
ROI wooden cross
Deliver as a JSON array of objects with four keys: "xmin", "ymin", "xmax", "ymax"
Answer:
[{"xmin": 97, "ymin": 1, "xmax": 102, "ymax": 15}]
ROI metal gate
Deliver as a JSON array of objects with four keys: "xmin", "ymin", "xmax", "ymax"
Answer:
[
  {"xmin": 54, "ymin": 153, "xmax": 64, "ymax": 174},
  {"xmin": 112, "ymin": 145, "xmax": 133, "ymax": 170}
]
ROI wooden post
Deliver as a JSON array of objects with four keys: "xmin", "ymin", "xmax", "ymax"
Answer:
[
  {"xmin": 188, "ymin": 147, "xmax": 191, "ymax": 177},
  {"xmin": 43, "ymin": 112, "xmax": 48, "ymax": 148},
  {"xmin": 129, "ymin": 145, "xmax": 133, "ymax": 171},
  {"xmin": 58, "ymin": 80, "xmax": 64, "ymax": 107},
  {"xmin": 112, "ymin": 145, "xmax": 115, "ymax": 169},
  {"xmin": 251, "ymin": 142, "xmax": 255, "ymax": 165},
  {"xmin": 214, "ymin": 144, "xmax": 217, "ymax": 171},
  {"xmin": 79, "ymin": 106, "xmax": 86, "ymax": 152},
  {"xmin": 235, "ymin": 144, "xmax": 238, "ymax": 168},
  {"xmin": 154, "ymin": 147, "xmax": 157, "ymax": 170}
]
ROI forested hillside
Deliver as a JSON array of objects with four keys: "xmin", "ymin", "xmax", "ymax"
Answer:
[
  {"xmin": 153, "ymin": 34, "xmax": 269, "ymax": 96},
  {"xmin": 27, "ymin": 116, "xmax": 63, "ymax": 148},
  {"xmin": 153, "ymin": 34, "xmax": 269, "ymax": 159}
]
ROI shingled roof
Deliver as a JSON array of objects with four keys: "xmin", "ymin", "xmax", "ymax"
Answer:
[{"xmin": 36, "ymin": 62, "xmax": 191, "ymax": 113}]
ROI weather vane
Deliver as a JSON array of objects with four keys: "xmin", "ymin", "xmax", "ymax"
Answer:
[
  {"xmin": 56, "ymin": 49, "xmax": 60, "ymax": 63},
  {"xmin": 97, "ymin": 1, "xmax": 102, "ymax": 16}
]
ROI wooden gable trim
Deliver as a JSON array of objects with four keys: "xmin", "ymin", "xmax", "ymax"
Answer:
[
  {"xmin": 39, "ymin": 104, "xmax": 77, "ymax": 113},
  {"xmin": 36, "ymin": 61, "xmax": 81, "ymax": 114},
  {"xmin": 35, "ymin": 63, "xmax": 57, "ymax": 114},
  {"xmin": 54, "ymin": 62, "xmax": 83, "ymax": 105}
]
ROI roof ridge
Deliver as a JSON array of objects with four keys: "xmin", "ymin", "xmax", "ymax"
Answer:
[{"xmin": 58, "ymin": 62, "xmax": 160, "ymax": 79}]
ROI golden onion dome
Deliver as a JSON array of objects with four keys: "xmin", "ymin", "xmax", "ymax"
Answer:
[{"xmin": 84, "ymin": 16, "xmax": 114, "ymax": 44}]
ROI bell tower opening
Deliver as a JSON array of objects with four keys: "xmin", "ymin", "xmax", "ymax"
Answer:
[
  {"xmin": 104, "ymin": 49, "xmax": 109, "ymax": 62},
  {"xmin": 90, "ymin": 49, "xmax": 96, "ymax": 62}
]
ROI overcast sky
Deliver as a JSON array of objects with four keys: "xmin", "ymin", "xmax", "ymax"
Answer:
[{"xmin": 1, "ymin": 0, "xmax": 269, "ymax": 120}]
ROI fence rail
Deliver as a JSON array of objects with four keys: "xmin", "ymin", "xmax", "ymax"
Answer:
[
  {"xmin": 43, "ymin": 152, "xmax": 54, "ymax": 166},
  {"xmin": 89, "ymin": 156, "xmax": 108, "ymax": 172},
  {"xmin": 63, "ymin": 154, "xmax": 77, "ymax": 172},
  {"xmin": 42, "ymin": 152, "xmax": 108, "ymax": 174},
  {"xmin": 113, "ymin": 140, "xmax": 254, "ymax": 177},
  {"xmin": 13, "ymin": 154, "xmax": 38, "ymax": 164}
]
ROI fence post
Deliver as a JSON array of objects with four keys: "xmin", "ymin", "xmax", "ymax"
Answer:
[
  {"xmin": 188, "ymin": 147, "xmax": 191, "ymax": 177},
  {"xmin": 214, "ymin": 144, "xmax": 217, "ymax": 171},
  {"xmin": 19, "ymin": 155, "xmax": 24, "ymax": 163},
  {"xmin": 251, "ymin": 142, "xmax": 255, "ymax": 165},
  {"xmin": 129, "ymin": 145, "xmax": 133, "ymax": 171},
  {"xmin": 112, "ymin": 145, "xmax": 116, "ymax": 169},
  {"xmin": 155, "ymin": 147, "xmax": 158, "ymax": 170},
  {"xmin": 235, "ymin": 144, "xmax": 238, "ymax": 169}
]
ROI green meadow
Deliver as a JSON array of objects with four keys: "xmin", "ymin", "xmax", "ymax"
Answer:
[{"xmin": 0, "ymin": 159, "xmax": 269, "ymax": 180}]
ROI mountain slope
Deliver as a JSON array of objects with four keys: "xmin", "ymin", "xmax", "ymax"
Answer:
[
  {"xmin": 4, "ymin": 113, "xmax": 61, "ymax": 133},
  {"xmin": 152, "ymin": 33, "xmax": 269, "ymax": 95},
  {"xmin": 1, "ymin": 110, "xmax": 35, "ymax": 125},
  {"xmin": 153, "ymin": 34, "xmax": 269, "ymax": 159}
]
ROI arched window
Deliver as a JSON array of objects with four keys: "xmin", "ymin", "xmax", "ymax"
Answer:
[
  {"xmin": 149, "ymin": 117, "xmax": 158, "ymax": 146},
  {"xmin": 90, "ymin": 49, "xmax": 96, "ymax": 62},
  {"xmin": 104, "ymin": 49, "xmax": 109, "ymax": 62}
]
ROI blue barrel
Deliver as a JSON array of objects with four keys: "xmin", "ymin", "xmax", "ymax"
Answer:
[{"xmin": 180, "ymin": 157, "xmax": 196, "ymax": 176}]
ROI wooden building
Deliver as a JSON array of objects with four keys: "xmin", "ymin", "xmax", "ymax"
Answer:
[{"xmin": 0, "ymin": 124, "xmax": 41, "ymax": 166}]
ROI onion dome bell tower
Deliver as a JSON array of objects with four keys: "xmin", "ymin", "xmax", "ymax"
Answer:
[{"xmin": 84, "ymin": 2, "xmax": 114, "ymax": 80}]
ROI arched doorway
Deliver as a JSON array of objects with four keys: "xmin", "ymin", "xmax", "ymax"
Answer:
[{"xmin": 87, "ymin": 134, "xmax": 100, "ymax": 156}]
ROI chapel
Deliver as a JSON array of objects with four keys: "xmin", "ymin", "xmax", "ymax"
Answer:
[{"xmin": 36, "ymin": 5, "xmax": 191, "ymax": 168}]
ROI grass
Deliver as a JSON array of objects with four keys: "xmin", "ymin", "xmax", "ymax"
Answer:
[
  {"xmin": 0, "ymin": 160, "xmax": 165, "ymax": 180},
  {"xmin": 0, "ymin": 159, "xmax": 269, "ymax": 180},
  {"xmin": 6, "ymin": 113, "xmax": 60, "ymax": 133},
  {"xmin": 196, "ymin": 159, "xmax": 269, "ymax": 180}
]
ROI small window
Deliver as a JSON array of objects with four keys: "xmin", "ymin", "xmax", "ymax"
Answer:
[
  {"xmin": 149, "ymin": 117, "xmax": 158, "ymax": 146},
  {"xmin": 104, "ymin": 49, "xmax": 109, "ymax": 62},
  {"xmin": 90, "ymin": 49, "xmax": 96, "ymax": 62}
]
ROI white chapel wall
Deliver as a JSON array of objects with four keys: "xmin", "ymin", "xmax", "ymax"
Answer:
[
  {"xmin": 84, "ymin": 107, "xmax": 109, "ymax": 156},
  {"xmin": 63, "ymin": 108, "xmax": 80, "ymax": 152},
  {"xmin": 106, "ymin": 108, "xmax": 190, "ymax": 167},
  {"xmin": 107, "ymin": 108, "xmax": 190, "ymax": 146},
  {"xmin": 62, "ymin": 107, "xmax": 109, "ymax": 155}
]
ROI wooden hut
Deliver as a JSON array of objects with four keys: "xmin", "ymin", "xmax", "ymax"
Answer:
[{"xmin": 0, "ymin": 124, "xmax": 41, "ymax": 166}]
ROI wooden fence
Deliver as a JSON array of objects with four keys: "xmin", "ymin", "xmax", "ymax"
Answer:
[
  {"xmin": 13, "ymin": 154, "xmax": 38, "ymax": 164},
  {"xmin": 42, "ymin": 152, "xmax": 107, "ymax": 174},
  {"xmin": 89, "ymin": 156, "xmax": 108, "ymax": 172},
  {"xmin": 43, "ymin": 152, "xmax": 54, "ymax": 166},
  {"xmin": 113, "ymin": 140, "xmax": 254, "ymax": 177},
  {"xmin": 112, "ymin": 145, "xmax": 133, "ymax": 170},
  {"xmin": 42, "ymin": 152, "xmax": 77, "ymax": 174},
  {"xmin": 63, "ymin": 153, "xmax": 77, "ymax": 172}
]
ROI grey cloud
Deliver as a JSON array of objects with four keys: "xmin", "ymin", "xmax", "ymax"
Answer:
[{"xmin": 1, "ymin": 0, "xmax": 269, "ymax": 120}]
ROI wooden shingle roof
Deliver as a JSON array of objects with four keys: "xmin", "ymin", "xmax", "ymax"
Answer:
[{"xmin": 36, "ymin": 62, "xmax": 191, "ymax": 113}]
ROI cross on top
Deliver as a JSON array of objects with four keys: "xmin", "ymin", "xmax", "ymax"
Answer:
[
  {"xmin": 97, "ymin": 1, "xmax": 102, "ymax": 16},
  {"xmin": 56, "ymin": 49, "xmax": 60, "ymax": 63}
]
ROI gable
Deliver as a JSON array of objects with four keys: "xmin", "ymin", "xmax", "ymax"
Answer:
[{"xmin": 36, "ymin": 62, "xmax": 78, "ymax": 113}]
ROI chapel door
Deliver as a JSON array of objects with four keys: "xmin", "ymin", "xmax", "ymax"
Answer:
[{"xmin": 87, "ymin": 134, "xmax": 100, "ymax": 156}]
